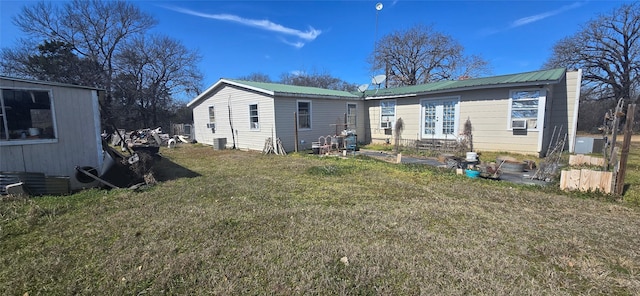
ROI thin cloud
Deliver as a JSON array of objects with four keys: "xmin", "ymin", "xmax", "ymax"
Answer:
[
  {"xmin": 478, "ymin": 1, "xmax": 584, "ymax": 37},
  {"xmin": 280, "ymin": 39, "xmax": 305, "ymax": 49},
  {"xmin": 510, "ymin": 2, "xmax": 584, "ymax": 28},
  {"xmin": 163, "ymin": 5, "xmax": 321, "ymax": 47}
]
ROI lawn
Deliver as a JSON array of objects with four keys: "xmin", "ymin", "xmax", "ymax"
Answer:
[{"xmin": 1, "ymin": 143, "xmax": 640, "ymax": 295}]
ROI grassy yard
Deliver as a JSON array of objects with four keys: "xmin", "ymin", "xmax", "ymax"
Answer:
[{"xmin": 2, "ymin": 143, "xmax": 640, "ymax": 295}]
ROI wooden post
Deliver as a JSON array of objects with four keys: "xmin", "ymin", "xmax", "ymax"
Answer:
[
  {"xmin": 608, "ymin": 98, "xmax": 624, "ymax": 170},
  {"xmin": 294, "ymin": 112, "xmax": 299, "ymax": 152},
  {"xmin": 615, "ymin": 104, "xmax": 636, "ymax": 195}
]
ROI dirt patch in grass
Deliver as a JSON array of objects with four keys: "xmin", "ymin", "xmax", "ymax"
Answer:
[{"xmin": 1, "ymin": 144, "xmax": 640, "ymax": 295}]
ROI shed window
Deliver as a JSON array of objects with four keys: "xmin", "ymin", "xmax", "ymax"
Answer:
[
  {"xmin": 249, "ymin": 104, "xmax": 259, "ymax": 129},
  {"xmin": 297, "ymin": 101, "xmax": 311, "ymax": 129},
  {"xmin": 0, "ymin": 89, "xmax": 56, "ymax": 141},
  {"xmin": 347, "ymin": 103, "xmax": 357, "ymax": 129},
  {"xmin": 380, "ymin": 100, "xmax": 396, "ymax": 129},
  {"xmin": 510, "ymin": 90, "xmax": 540, "ymax": 129}
]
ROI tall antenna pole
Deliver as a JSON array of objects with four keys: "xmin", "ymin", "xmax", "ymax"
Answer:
[{"xmin": 374, "ymin": 3, "xmax": 383, "ymax": 51}]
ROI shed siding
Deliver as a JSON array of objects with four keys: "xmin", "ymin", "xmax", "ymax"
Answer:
[
  {"xmin": 0, "ymin": 78, "xmax": 102, "ymax": 190},
  {"xmin": 192, "ymin": 85, "xmax": 275, "ymax": 150}
]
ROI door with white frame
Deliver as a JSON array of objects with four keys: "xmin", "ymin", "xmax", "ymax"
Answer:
[{"xmin": 421, "ymin": 97, "xmax": 460, "ymax": 139}]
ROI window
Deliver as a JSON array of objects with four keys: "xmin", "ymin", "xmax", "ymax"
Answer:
[
  {"xmin": 297, "ymin": 101, "xmax": 311, "ymax": 129},
  {"xmin": 347, "ymin": 103, "xmax": 357, "ymax": 129},
  {"xmin": 510, "ymin": 90, "xmax": 540, "ymax": 129},
  {"xmin": 249, "ymin": 104, "xmax": 259, "ymax": 130},
  {"xmin": 207, "ymin": 106, "xmax": 216, "ymax": 132},
  {"xmin": 380, "ymin": 100, "xmax": 396, "ymax": 129},
  {"xmin": 0, "ymin": 88, "xmax": 56, "ymax": 141}
]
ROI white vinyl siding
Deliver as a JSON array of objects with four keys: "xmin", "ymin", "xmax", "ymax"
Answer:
[{"xmin": 191, "ymin": 84, "xmax": 275, "ymax": 151}]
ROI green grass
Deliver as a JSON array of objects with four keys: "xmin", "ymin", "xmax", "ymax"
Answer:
[{"xmin": 1, "ymin": 144, "xmax": 640, "ymax": 295}]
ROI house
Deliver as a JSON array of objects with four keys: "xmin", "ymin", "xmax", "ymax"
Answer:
[
  {"xmin": 364, "ymin": 68, "xmax": 582, "ymax": 155},
  {"xmin": 188, "ymin": 68, "xmax": 581, "ymax": 156},
  {"xmin": 187, "ymin": 79, "xmax": 366, "ymax": 152},
  {"xmin": 0, "ymin": 77, "xmax": 104, "ymax": 192}
]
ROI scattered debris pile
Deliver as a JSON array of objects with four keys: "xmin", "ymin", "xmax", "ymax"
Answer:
[{"xmin": 109, "ymin": 127, "xmax": 171, "ymax": 153}]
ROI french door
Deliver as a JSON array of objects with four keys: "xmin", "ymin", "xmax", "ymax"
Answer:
[{"xmin": 421, "ymin": 98, "xmax": 459, "ymax": 139}]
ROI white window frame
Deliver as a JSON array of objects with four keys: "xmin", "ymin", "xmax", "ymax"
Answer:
[
  {"xmin": 297, "ymin": 100, "xmax": 312, "ymax": 130},
  {"xmin": 249, "ymin": 103, "xmax": 259, "ymax": 130},
  {"xmin": 207, "ymin": 105, "xmax": 216, "ymax": 133},
  {"xmin": 420, "ymin": 97, "xmax": 460, "ymax": 139},
  {"xmin": 0, "ymin": 87, "xmax": 58, "ymax": 146},
  {"xmin": 380, "ymin": 100, "xmax": 396, "ymax": 129},
  {"xmin": 507, "ymin": 89, "xmax": 546, "ymax": 131},
  {"xmin": 346, "ymin": 102, "xmax": 357, "ymax": 130}
]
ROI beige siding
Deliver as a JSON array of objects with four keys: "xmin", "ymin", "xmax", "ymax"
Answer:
[
  {"xmin": 458, "ymin": 88, "xmax": 540, "ymax": 154},
  {"xmin": 275, "ymin": 97, "xmax": 364, "ymax": 152},
  {"xmin": 0, "ymin": 79, "xmax": 102, "ymax": 190},
  {"xmin": 365, "ymin": 87, "xmax": 550, "ymax": 155},
  {"xmin": 192, "ymin": 85, "xmax": 275, "ymax": 150}
]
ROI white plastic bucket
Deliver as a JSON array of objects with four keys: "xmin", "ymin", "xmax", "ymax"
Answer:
[{"xmin": 466, "ymin": 152, "xmax": 477, "ymax": 161}]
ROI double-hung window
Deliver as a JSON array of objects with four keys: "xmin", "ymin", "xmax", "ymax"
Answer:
[
  {"xmin": 380, "ymin": 100, "xmax": 396, "ymax": 129},
  {"xmin": 510, "ymin": 90, "xmax": 540, "ymax": 130},
  {"xmin": 347, "ymin": 103, "xmax": 357, "ymax": 129},
  {"xmin": 0, "ymin": 88, "xmax": 56, "ymax": 141},
  {"xmin": 297, "ymin": 101, "xmax": 311, "ymax": 129},
  {"xmin": 207, "ymin": 105, "xmax": 216, "ymax": 132},
  {"xmin": 249, "ymin": 104, "xmax": 259, "ymax": 130}
]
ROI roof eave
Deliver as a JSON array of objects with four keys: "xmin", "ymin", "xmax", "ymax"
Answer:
[
  {"xmin": 365, "ymin": 79, "xmax": 562, "ymax": 99},
  {"xmin": 277, "ymin": 92, "xmax": 359, "ymax": 100},
  {"xmin": 187, "ymin": 78, "xmax": 275, "ymax": 107}
]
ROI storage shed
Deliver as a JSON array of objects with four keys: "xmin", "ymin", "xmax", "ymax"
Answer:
[{"xmin": 0, "ymin": 77, "xmax": 103, "ymax": 192}]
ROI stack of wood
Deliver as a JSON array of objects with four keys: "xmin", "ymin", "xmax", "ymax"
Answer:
[{"xmin": 263, "ymin": 137, "xmax": 287, "ymax": 155}]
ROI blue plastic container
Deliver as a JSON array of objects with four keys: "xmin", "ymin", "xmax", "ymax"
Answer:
[{"xmin": 465, "ymin": 169, "xmax": 481, "ymax": 179}]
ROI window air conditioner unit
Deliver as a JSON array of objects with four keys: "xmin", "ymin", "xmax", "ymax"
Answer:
[
  {"xmin": 511, "ymin": 119, "xmax": 527, "ymax": 130},
  {"xmin": 206, "ymin": 122, "xmax": 216, "ymax": 132}
]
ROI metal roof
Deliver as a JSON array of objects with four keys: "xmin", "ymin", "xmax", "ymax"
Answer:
[
  {"xmin": 226, "ymin": 79, "xmax": 359, "ymax": 98},
  {"xmin": 362, "ymin": 68, "xmax": 567, "ymax": 98},
  {"xmin": 0, "ymin": 76, "xmax": 103, "ymax": 91},
  {"xmin": 188, "ymin": 68, "xmax": 568, "ymax": 107}
]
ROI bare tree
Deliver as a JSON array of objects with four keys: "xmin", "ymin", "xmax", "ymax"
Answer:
[
  {"xmin": 11, "ymin": 0, "xmax": 157, "ymax": 121},
  {"xmin": 113, "ymin": 35, "xmax": 202, "ymax": 129},
  {"xmin": 237, "ymin": 73, "xmax": 273, "ymax": 82},
  {"xmin": 279, "ymin": 70, "xmax": 357, "ymax": 91},
  {"xmin": 543, "ymin": 3, "xmax": 640, "ymax": 104},
  {"xmin": 370, "ymin": 24, "xmax": 490, "ymax": 86}
]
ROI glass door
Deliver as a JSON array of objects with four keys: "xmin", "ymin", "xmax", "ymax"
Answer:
[{"xmin": 421, "ymin": 98, "xmax": 459, "ymax": 139}]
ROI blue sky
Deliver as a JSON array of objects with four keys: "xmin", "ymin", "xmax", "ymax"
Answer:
[{"xmin": 0, "ymin": 0, "xmax": 634, "ymax": 91}]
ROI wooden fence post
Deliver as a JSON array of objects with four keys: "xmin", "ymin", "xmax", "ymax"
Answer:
[{"xmin": 615, "ymin": 104, "xmax": 636, "ymax": 195}]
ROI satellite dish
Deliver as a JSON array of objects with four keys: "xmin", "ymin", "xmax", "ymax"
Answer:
[
  {"xmin": 375, "ymin": 3, "xmax": 383, "ymax": 11},
  {"xmin": 357, "ymin": 84, "xmax": 369, "ymax": 92},
  {"xmin": 371, "ymin": 74, "xmax": 386, "ymax": 85}
]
